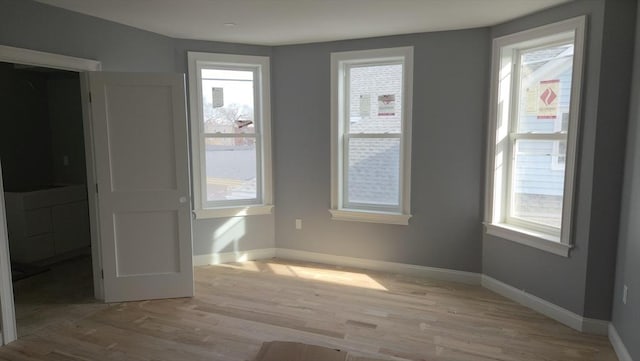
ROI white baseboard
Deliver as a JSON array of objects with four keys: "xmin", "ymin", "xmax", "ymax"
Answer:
[
  {"xmin": 193, "ymin": 248, "xmax": 276, "ymax": 266},
  {"xmin": 481, "ymin": 275, "xmax": 609, "ymax": 335},
  {"xmin": 193, "ymin": 248, "xmax": 611, "ymax": 336},
  {"xmin": 581, "ymin": 317, "xmax": 610, "ymax": 335},
  {"xmin": 275, "ymin": 248, "xmax": 482, "ymax": 285},
  {"xmin": 194, "ymin": 247, "xmax": 480, "ymax": 284},
  {"xmin": 609, "ymin": 323, "xmax": 633, "ymax": 361}
]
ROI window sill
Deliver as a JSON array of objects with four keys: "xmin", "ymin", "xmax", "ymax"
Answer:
[
  {"xmin": 329, "ymin": 209, "xmax": 411, "ymax": 225},
  {"xmin": 194, "ymin": 205, "xmax": 273, "ymax": 219},
  {"xmin": 484, "ymin": 222, "xmax": 572, "ymax": 257}
]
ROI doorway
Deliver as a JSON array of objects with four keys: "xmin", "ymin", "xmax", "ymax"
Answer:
[
  {"xmin": 0, "ymin": 62, "xmax": 98, "ymax": 338},
  {"xmin": 0, "ymin": 45, "xmax": 103, "ymax": 345},
  {"xmin": 0, "ymin": 45, "xmax": 194, "ymax": 345}
]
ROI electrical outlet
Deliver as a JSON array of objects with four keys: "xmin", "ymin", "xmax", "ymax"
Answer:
[
  {"xmin": 295, "ymin": 219, "xmax": 302, "ymax": 230},
  {"xmin": 623, "ymin": 285, "xmax": 628, "ymax": 305}
]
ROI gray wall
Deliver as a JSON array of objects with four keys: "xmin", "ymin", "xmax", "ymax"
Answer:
[
  {"xmin": 483, "ymin": 0, "xmax": 636, "ymax": 320},
  {"xmin": 584, "ymin": 0, "xmax": 637, "ymax": 320},
  {"xmin": 47, "ymin": 72, "xmax": 87, "ymax": 186},
  {"xmin": 0, "ymin": 0, "xmax": 276, "ymax": 255},
  {"xmin": 173, "ymin": 39, "xmax": 276, "ymax": 255},
  {"xmin": 0, "ymin": 63, "xmax": 54, "ymax": 191},
  {"xmin": 272, "ymin": 29, "xmax": 489, "ymax": 272},
  {"xmin": 0, "ymin": 64, "xmax": 86, "ymax": 191},
  {"xmin": 0, "ymin": 0, "xmax": 175, "ymax": 72},
  {"xmin": 3, "ymin": 0, "xmax": 639, "ymax": 334},
  {"xmin": 612, "ymin": 1, "xmax": 640, "ymax": 358}
]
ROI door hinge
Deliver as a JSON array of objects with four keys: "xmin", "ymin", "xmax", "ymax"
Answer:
[
  {"xmin": 95, "ymin": 183, "xmax": 99, "ymax": 194},
  {"xmin": 88, "ymin": 92, "xmax": 92, "ymax": 103},
  {"xmin": 101, "ymin": 269, "xmax": 104, "ymax": 279}
]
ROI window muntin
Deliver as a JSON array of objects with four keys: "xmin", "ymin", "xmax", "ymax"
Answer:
[
  {"xmin": 330, "ymin": 47, "xmax": 413, "ymax": 224},
  {"xmin": 188, "ymin": 52, "xmax": 272, "ymax": 218},
  {"xmin": 485, "ymin": 17, "xmax": 585, "ymax": 254}
]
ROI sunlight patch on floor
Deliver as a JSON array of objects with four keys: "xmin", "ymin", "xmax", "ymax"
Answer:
[{"xmin": 222, "ymin": 261, "xmax": 388, "ymax": 291}]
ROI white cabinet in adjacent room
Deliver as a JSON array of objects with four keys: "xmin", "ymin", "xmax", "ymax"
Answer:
[{"xmin": 4, "ymin": 184, "xmax": 90, "ymax": 264}]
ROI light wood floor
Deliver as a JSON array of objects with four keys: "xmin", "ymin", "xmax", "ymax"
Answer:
[
  {"xmin": 12, "ymin": 255, "xmax": 108, "ymax": 338},
  {"xmin": 0, "ymin": 258, "xmax": 617, "ymax": 361}
]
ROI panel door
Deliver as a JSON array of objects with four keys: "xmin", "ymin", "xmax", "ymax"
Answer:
[{"xmin": 88, "ymin": 72, "xmax": 193, "ymax": 302}]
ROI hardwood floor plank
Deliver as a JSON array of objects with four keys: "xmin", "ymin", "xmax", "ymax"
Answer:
[{"xmin": 1, "ymin": 258, "xmax": 617, "ymax": 361}]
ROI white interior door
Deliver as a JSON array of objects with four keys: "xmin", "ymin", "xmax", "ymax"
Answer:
[{"xmin": 88, "ymin": 72, "xmax": 193, "ymax": 302}]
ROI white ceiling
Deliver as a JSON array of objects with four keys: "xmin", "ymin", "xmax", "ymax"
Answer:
[{"xmin": 35, "ymin": 0, "xmax": 572, "ymax": 46}]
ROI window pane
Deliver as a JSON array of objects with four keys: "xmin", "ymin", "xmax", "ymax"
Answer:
[
  {"xmin": 557, "ymin": 140, "xmax": 566, "ymax": 165},
  {"xmin": 511, "ymin": 139, "xmax": 564, "ymax": 228},
  {"xmin": 348, "ymin": 64, "xmax": 402, "ymax": 134},
  {"xmin": 202, "ymin": 69, "xmax": 253, "ymax": 81},
  {"xmin": 201, "ymin": 69, "xmax": 255, "ymax": 134},
  {"xmin": 517, "ymin": 42, "xmax": 574, "ymax": 134},
  {"xmin": 204, "ymin": 137, "xmax": 257, "ymax": 202},
  {"xmin": 347, "ymin": 138, "xmax": 400, "ymax": 206}
]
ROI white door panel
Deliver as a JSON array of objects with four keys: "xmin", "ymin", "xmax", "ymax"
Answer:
[{"xmin": 89, "ymin": 72, "xmax": 193, "ymax": 302}]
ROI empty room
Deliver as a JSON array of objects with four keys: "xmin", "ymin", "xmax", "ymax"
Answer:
[{"xmin": 0, "ymin": 0, "xmax": 638, "ymax": 360}]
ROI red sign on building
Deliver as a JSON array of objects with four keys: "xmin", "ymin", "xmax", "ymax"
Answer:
[{"xmin": 538, "ymin": 79, "xmax": 559, "ymax": 119}]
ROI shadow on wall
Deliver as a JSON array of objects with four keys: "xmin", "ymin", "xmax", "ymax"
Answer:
[{"xmin": 207, "ymin": 216, "xmax": 248, "ymax": 259}]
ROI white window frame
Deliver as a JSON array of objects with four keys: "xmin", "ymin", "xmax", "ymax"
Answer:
[
  {"xmin": 330, "ymin": 47, "xmax": 413, "ymax": 225},
  {"xmin": 188, "ymin": 52, "xmax": 273, "ymax": 219},
  {"xmin": 484, "ymin": 17, "xmax": 586, "ymax": 257},
  {"xmin": 550, "ymin": 113, "xmax": 569, "ymax": 171}
]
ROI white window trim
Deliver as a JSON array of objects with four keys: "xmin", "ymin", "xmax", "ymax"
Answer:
[
  {"xmin": 551, "ymin": 140, "xmax": 567, "ymax": 171},
  {"xmin": 484, "ymin": 223, "xmax": 571, "ymax": 257},
  {"xmin": 484, "ymin": 16, "xmax": 586, "ymax": 257},
  {"xmin": 329, "ymin": 209, "xmax": 412, "ymax": 225},
  {"xmin": 330, "ymin": 47, "xmax": 413, "ymax": 226},
  {"xmin": 187, "ymin": 52, "xmax": 273, "ymax": 219}
]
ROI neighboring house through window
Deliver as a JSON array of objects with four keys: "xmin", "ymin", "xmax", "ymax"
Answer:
[
  {"xmin": 188, "ymin": 52, "xmax": 273, "ymax": 218},
  {"xmin": 484, "ymin": 17, "xmax": 586, "ymax": 256},
  {"xmin": 330, "ymin": 47, "xmax": 413, "ymax": 225}
]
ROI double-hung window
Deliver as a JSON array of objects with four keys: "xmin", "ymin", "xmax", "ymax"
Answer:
[
  {"xmin": 485, "ymin": 17, "xmax": 586, "ymax": 256},
  {"xmin": 188, "ymin": 52, "xmax": 272, "ymax": 218},
  {"xmin": 330, "ymin": 47, "xmax": 413, "ymax": 225}
]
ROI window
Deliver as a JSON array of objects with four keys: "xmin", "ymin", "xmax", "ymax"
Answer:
[
  {"xmin": 330, "ymin": 47, "xmax": 413, "ymax": 225},
  {"xmin": 484, "ymin": 17, "xmax": 586, "ymax": 256},
  {"xmin": 188, "ymin": 52, "xmax": 272, "ymax": 218}
]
